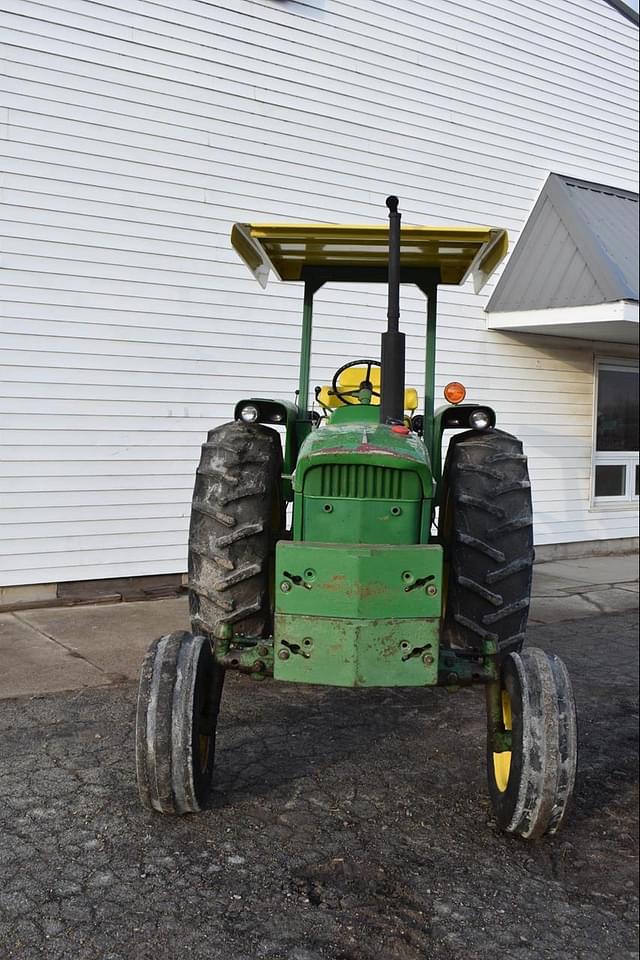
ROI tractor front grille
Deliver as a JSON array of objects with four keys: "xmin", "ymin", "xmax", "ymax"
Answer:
[{"xmin": 306, "ymin": 463, "xmax": 421, "ymax": 500}]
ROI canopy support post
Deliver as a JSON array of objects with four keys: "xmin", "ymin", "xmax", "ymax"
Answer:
[
  {"xmin": 298, "ymin": 278, "xmax": 323, "ymax": 416},
  {"xmin": 423, "ymin": 282, "xmax": 438, "ymax": 454}
]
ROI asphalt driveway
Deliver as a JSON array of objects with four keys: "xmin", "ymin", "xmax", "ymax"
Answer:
[{"xmin": 0, "ymin": 611, "xmax": 637, "ymax": 960}]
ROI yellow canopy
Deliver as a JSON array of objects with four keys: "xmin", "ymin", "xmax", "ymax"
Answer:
[{"xmin": 231, "ymin": 222, "xmax": 508, "ymax": 292}]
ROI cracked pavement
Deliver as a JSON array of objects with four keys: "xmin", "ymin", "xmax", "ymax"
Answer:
[{"xmin": 0, "ymin": 611, "xmax": 638, "ymax": 960}]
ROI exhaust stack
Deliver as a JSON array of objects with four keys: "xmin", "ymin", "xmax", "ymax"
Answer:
[{"xmin": 380, "ymin": 196, "xmax": 406, "ymax": 424}]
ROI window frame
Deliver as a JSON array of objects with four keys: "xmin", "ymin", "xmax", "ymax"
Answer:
[{"xmin": 591, "ymin": 358, "xmax": 639, "ymax": 507}]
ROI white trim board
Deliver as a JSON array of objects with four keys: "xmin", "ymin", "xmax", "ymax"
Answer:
[{"xmin": 486, "ymin": 301, "xmax": 639, "ymax": 344}]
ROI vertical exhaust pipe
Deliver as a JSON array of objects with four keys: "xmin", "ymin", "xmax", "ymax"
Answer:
[{"xmin": 380, "ymin": 195, "xmax": 406, "ymax": 424}]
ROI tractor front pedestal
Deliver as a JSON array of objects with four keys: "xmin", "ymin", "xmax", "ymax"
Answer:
[{"xmin": 273, "ymin": 541, "xmax": 442, "ymax": 687}]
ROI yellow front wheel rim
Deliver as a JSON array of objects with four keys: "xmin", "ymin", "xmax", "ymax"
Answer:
[{"xmin": 493, "ymin": 690, "xmax": 513, "ymax": 793}]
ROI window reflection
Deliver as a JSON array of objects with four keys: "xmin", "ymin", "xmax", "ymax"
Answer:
[
  {"xmin": 596, "ymin": 369, "xmax": 639, "ymax": 452},
  {"xmin": 595, "ymin": 464, "xmax": 626, "ymax": 497}
]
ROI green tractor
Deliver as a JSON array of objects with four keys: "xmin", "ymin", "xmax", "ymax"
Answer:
[{"xmin": 135, "ymin": 197, "xmax": 577, "ymax": 839}]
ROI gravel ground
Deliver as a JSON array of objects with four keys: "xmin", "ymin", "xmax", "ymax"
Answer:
[{"xmin": 0, "ymin": 611, "xmax": 637, "ymax": 960}]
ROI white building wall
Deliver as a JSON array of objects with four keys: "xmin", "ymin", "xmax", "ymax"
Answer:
[{"xmin": 0, "ymin": 0, "xmax": 638, "ymax": 587}]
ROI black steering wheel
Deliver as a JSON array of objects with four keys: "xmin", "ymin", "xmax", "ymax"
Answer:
[{"xmin": 331, "ymin": 359, "xmax": 381, "ymax": 405}]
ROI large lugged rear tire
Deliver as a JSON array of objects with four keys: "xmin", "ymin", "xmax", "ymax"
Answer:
[
  {"xmin": 441, "ymin": 429, "xmax": 534, "ymax": 654},
  {"xmin": 188, "ymin": 420, "xmax": 283, "ymax": 639}
]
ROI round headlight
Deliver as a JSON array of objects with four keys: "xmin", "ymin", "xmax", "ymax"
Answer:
[
  {"xmin": 469, "ymin": 409, "xmax": 491, "ymax": 430},
  {"xmin": 239, "ymin": 404, "xmax": 259, "ymax": 423}
]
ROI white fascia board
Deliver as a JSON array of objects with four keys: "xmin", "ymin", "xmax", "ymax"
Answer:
[{"xmin": 486, "ymin": 301, "xmax": 639, "ymax": 344}]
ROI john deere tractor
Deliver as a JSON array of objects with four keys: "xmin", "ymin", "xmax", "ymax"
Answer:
[{"xmin": 135, "ymin": 198, "xmax": 577, "ymax": 839}]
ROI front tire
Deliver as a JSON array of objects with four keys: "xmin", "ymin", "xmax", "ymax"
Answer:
[
  {"xmin": 135, "ymin": 631, "xmax": 224, "ymax": 814},
  {"xmin": 487, "ymin": 647, "xmax": 578, "ymax": 839}
]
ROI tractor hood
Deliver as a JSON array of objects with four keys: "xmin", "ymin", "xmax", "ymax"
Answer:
[
  {"xmin": 293, "ymin": 418, "xmax": 433, "ymax": 498},
  {"xmin": 231, "ymin": 222, "xmax": 508, "ymax": 292},
  {"xmin": 291, "ymin": 417, "xmax": 434, "ymax": 545}
]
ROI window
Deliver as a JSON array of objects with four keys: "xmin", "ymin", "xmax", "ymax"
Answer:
[{"xmin": 593, "ymin": 361, "xmax": 639, "ymax": 504}]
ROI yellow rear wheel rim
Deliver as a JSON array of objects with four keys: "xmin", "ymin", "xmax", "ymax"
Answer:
[{"xmin": 493, "ymin": 690, "xmax": 513, "ymax": 793}]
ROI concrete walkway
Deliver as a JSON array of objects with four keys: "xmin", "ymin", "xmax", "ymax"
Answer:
[{"xmin": 0, "ymin": 554, "xmax": 637, "ymax": 700}]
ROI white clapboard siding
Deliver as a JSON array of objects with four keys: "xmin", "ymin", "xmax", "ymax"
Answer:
[{"xmin": 0, "ymin": 0, "xmax": 638, "ymax": 586}]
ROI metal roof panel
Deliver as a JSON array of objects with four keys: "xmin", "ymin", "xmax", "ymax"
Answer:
[
  {"xmin": 561, "ymin": 178, "xmax": 639, "ymax": 300},
  {"xmin": 487, "ymin": 174, "xmax": 639, "ymax": 313}
]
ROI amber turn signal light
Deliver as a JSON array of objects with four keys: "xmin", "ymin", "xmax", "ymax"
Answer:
[{"xmin": 444, "ymin": 381, "xmax": 466, "ymax": 405}]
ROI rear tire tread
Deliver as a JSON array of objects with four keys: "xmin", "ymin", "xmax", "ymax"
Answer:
[
  {"xmin": 485, "ymin": 553, "xmax": 534, "ymax": 584},
  {"xmin": 457, "ymin": 494, "xmax": 506, "ymax": 518},
  {"xmin": 188, "ymin": 420, "xmax": 283, "ymax": 639},
  {"xmin": 483, "ymin": 597, "xmax": 530, "ymax": 624},
  {"xmin": 453, "ymin": 613, "xmax": 498, "ymax": 642},
  {"xmin": 456, "ymin": 531, "xmax": 506, "ymax": 563},
  {"xmin": 214, "ymin": 522, "xmax": 265, "ymax": 548},
  {"xmin": 455, "ymin": 575, "xmax": 503, "ymax": 606},
  {"xmin": 442, "ymin": 429, "xmax": 534, "ymax": 653}
]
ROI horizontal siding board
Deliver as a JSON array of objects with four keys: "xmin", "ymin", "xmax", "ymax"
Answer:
[
  {"xmin": 0, "ymin": 0, "xmax": 638, "ymax": 586},
  {"xmin": 1, "ymin": 78, "xmax": 581, "ymax": 194},
  {"xmin": 1, "ymin": 66, "xmax": 622, "ymax": 175},
  {"xmin": 335, "ymin": 0, "xmax": 637, "ymax": 62},
  {"xmin": 10, "ymin": 0, "xmax": 637, "ymax": 86},
  {"xmin": 0, "ymin": 315, "xmax": 621, "ymax": 349},
  {"xmin": 1, "ymin": 446, "xmax": 204, "ymax": 462},
  {"xmin": 0, "ymin": 145, "xmax": 533, "ymax": 223},
  {"xmin": 2, "ymin": 0, "xmax": 636, "ymax": 108},
  {"xmin": 3, "ymin": 113, "xmax": 635, "ymax": 194},
  {"xmin": 1, "ymin": 490, "xmax": 191, "ymax": 509},
  {"xmin": 0, "ymin": 418, "xmax": 222, "ymax": 435},
  {"xmin": 0, "ymin": 375, "xmax": 596, "ymax": 402},
  {"xmin": 0, "ymin": 333, "xmax": 616, "ymax": 368},
  {"xmin": 0, "ymin": 160, "xmax": 580, "ymax": 242},
  {"xmin": 6, "ymin": 0, "xmax": 634, "ymax": 75},
  {"xmin": 0, "ymin": 398, "xmax": 597, "ymax": 422},
  {"xmin": 0, "ymin": 164, "xmax": 568, "ymax": 232},
  {"xmin": 534, "ymin": 517, "xmax": 639, "ymax": 541},
  {"xmin": 0, "ymin": 460, "xmax": 194, "ymax": 476},
  {"xmin": 0, "ymin": 480, "xmax": 193, "ymax": 497},
  {"xmin": 7, "ymin": 95, "xmax": 629, "ymax": 187},
  {"xmin": 5, "ymin": 30, "xmax": 632, "ymax": 131},
  {"xmin": 1, "ymin": 559, "xmax": 189, "ymax": 579},
  {"xmin": 1, "ymin": 546, "xmax": 186, "ymax": 570},
  {"xmin": 2, "ymin": 23, "xmax": 634, "ymax": 149},
  {"xmin": 0, "ymin": 531, "xmax": 188, "ymax": 556},
  {"xmin": 5, "ymin": 357, "xmax": 593, "ymax": 386},
  {"xmin": 2, "ymin": 49, "xmax": 637, "ymax": 170},
  {"xmin": 0, "ymin": 396, "xmax": 593, "ymax": 416},
  {"xmin": 6, "ymin": 320, "xmax": 616, "ymax": 365},
  {"xmin": 1, "ymin": 516, "xmax": 189, "ymax": 540},
  {"xmin": 0, "ymin": 354, "xmax": 603, "ymax": 384},
  {"xmin": 4, "ymin": 115, "xmax": 544, "ymax": 205}
]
